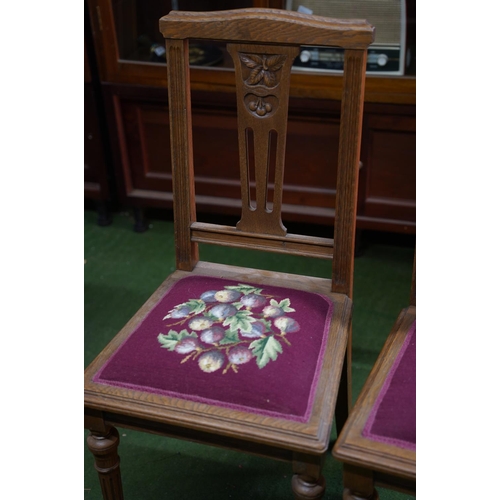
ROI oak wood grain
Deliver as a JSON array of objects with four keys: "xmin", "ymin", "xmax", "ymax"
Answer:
[
  {"xmin": 159, "ymin": 9, "xmax": 375, "ymax": 49},
  {"xmin": 190, "ymin": 222, "xmax": 334, "ymax": 259},
  {"xmin": 166, "ymin": 39, "xmax": 198, "ymax": 271},
  {"xmin": 331, "ymin": 49, "xmax": 367, "ymax": 298}
]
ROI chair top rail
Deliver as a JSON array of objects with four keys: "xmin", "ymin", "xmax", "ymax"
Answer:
[{"xmin": 160, "ymin": 8, "xmax": 375, "ymax": 49}]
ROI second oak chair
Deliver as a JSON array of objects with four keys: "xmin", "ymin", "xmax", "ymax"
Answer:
[{"xmin": 333, "ymin": 256, "xmax": 416, "ymax": 499}]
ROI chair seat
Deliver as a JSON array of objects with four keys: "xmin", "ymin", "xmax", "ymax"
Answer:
[
  {"xmin": 85, "ymin": 261, "xmax": 352, "ymax": 454},
  {"xmin": 362, "ymin": 320, "xmax": 416, "ymax": 450},
  {"xmin": 333, "ymin": 305, "xmax": 416, "ymax": 480}
]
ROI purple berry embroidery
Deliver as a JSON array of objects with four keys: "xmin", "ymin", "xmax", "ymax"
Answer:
[
  {"xmin": 189, "ymin": 317, "xmax": 214, "ymax": 331},
  {"xmin": 200, "ymin": 290, "xmax": 218, "ymax": 303},
  {"xmin": 263, "ymin": 305, "xmax": 284, "ymax": 318},
  {"xmin": 198, "ymin": 351, "xmax": 225, "ymax": 373},
  {"xmin": 214, "ymin": 290, "xmax": 241, "ymax": 303},
  {"xmin": 200, "ymin": 326, "xmax": 226, "ymax": 344},
  {"xmin": 174, "ymin": 337, "xmax": 200, "ymax": 354},
  {"xmin": 210, "ymin": 304, "xmax": 238, "ymax": 319},
  {"xmin": 274, "ymin": 316, "xmax": 300, "ymax": 333},
  {"xmin": 158, "ymin": 283, "xmax": 301, "ymax": 373},
  {"xmin": 240, "ymin": 320, "xmax": 267, "ymax": 338},
  {"xmin": 240, "ymin": 294, "xmax": 267, "ymax": 309},
  {"xmin": 168, "ymin": 305, "xmax": 191, "ymax": 319},
  {"xmin": 228, "ymin": 346, "xmax": 253, "ymax": 365}
]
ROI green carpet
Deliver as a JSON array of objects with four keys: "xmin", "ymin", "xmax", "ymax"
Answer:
[{"xmin": 84, "ymin": 209, "xmax": 415, "ymax": 499}]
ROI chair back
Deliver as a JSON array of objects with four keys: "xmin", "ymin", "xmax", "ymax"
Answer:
[{"xmin": 159, "ymin": 8, "xmax": 375, "ymax": 297}]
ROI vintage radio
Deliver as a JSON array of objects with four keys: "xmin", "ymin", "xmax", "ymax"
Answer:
[{"xmin": 286, "ymin": 0, "xmax": 407, "ymax": 75}]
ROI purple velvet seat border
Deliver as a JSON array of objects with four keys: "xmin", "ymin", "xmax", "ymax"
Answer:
[
  {"xmin": 93, "ymin": 275, "xmax": 335, "ymax": 423},
  {"xmin": 362, "ymin": 320, "xmax": 416, "ymax": 451}
]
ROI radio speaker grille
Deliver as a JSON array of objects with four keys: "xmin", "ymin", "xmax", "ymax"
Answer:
[{"xmin": 288, "ymin": 0, "xmax": 403, "ymax": 45}]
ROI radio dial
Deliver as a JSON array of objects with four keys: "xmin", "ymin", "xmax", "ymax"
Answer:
[
  {"xmin": 299, "ymin": 50, "xmax": 311, "ymax": 63},
  {"xmin": 377, "ymin": 54, "xmax": 389, "ymax": 66}
]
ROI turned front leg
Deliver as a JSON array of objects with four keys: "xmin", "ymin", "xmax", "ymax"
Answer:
[
  {"xmin": 87, "ymin": 426, "xmax": 124, "ymax": 500},
  {"xmin": 292, "ymin": 453, "xmax": 326, "ymax": 500},
  {"xmin": 342, "ymin": 463, "xmax": 379, "ymax": 500}
]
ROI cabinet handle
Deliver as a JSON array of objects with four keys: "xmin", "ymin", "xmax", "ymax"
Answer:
[{"xmin": 96, "ymin": 6, "xmax": 103, "ymax": 32}]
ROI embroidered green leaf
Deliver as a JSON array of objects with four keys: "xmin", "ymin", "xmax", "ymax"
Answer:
[
  {"xmin": 262, "ymin": 319, "xmax": 273, "ymax": 332},
  {"xmin": 218, "ymin": 329, "xmax": 240, "ymax": 345},
  {"xmin": 158, "ymin": 329, "xmax": 196, "ymax": 351},
  {"xmin": 250, "ymin": 335, "xmax": 283, "ymax": 369},
  {"xmin": 223, "ymin": 310, "xmax": 256, "ymax": 333},
  {"xmin": 278, "ymin": 298, "xmax": 295, "ymax": 313},
  {"xmin": 225, "ymin": 284, "xmax": 263, "ymax": 296},
  {"xmin": 270, "ymin": 298, "xmax": 295, "ymax": 313},
  {"xmin": 183, "ymin": 299, "xmax": 206, "ymax": 314}
]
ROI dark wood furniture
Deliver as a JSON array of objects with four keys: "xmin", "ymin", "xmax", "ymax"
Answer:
[
  {"xmin": 85, "ymin": 1, "xmax": 113, "ymax": 225},
  {"xmin": 332, "ymin": 258, "xmax": 416, "ymax": 499},
  {"xmin": 86, "ymin": 0, "xmax": 415, "ymax": 234},
  {"xmin": 84, "ymin": 8, "xmax": 373, "ymax": 499}
]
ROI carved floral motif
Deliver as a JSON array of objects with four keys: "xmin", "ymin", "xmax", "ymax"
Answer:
[
  {"xmin": 239, "ymin": 53, "xmax": 286, "ymax": 87},
  {"xmin": 238, "ymin": 52, "xmax": 287, "ymax": 117}
]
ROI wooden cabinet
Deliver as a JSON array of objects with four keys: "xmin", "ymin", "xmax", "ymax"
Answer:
[
  {"xmin": 85, "ymin": 1, "xmax": 113, "ymax": 225},
  {"xmin": 87, "ymin": 0, "xmax": 416, "ymax": 233}
]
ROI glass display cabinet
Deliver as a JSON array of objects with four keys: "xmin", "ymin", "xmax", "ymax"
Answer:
[{"xmin": 86, "ymin": 0, "xmax": 416, "ymax": 233}]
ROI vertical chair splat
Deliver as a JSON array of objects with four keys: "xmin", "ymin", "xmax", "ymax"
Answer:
[{"xmin": 228, "ymin": 43, "xmax": 299, "ymax": 237}]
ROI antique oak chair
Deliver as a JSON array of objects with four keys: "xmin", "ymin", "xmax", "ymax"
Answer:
[
  {"xmin": 332, "ymin": 257, "xmax": 416, "ymax": 499},
  {"xmin": 84, "ymin": 9, "xmax": 374, "ymax": 499}
]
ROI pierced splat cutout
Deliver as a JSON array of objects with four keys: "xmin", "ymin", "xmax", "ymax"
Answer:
[{"xmin": 228, "ymin": 43, "xmax": 299, "ymax": 237}]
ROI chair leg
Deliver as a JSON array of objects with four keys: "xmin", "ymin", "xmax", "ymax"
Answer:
[
  {"xmin": 292, "ymin": 453, "xmax": 326, "ymax": 499},
  {"xmin": 342, "ymin": 463, "xmax": 378, "ymax": 500},
  {"xmin": 133, "ymin": 207, "xmax": 148, "ymax": 233},
  {"xmin": 335, "ymin": 336, "xmax": 352, "ymax": 436},
  {"xmin": 87, "ymin": 426, "xmax": 124, "ymax": 500}
]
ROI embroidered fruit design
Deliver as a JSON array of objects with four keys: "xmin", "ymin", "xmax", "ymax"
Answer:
[{"xmin": 158, "ymin": 283, "xmax": 299, "ymax": 373}]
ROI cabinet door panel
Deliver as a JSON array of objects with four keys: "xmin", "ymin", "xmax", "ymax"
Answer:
[
  {"xmin": 117, "ymin": 99, "xmax": 242, "ymax": 200},
  {"xmin": 283, "ymin": 118, "xmax": 339, "ymax": 211},
  {"xmin": 362, "ymin": 113, "xmax": 416, "ymax": 230}
]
